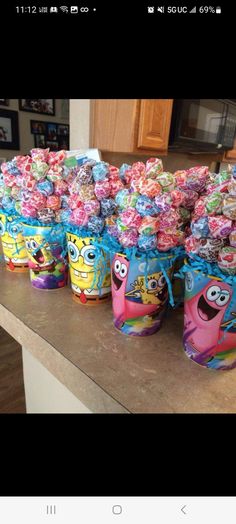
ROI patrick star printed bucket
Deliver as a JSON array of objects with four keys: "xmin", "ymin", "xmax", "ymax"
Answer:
[
  {"xmin": 0, "ymin": 211, "xmax": 28, "ymax": 272},
  {"xmin": 111, "ymin": 252, "xmax": 174, "ymax": 336},
  {"xmin": 184, "ymin": 262, "xmax": 236, "ymax": 370}
]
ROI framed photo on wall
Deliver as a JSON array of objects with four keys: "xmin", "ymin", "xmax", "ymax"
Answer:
[
  {"xmin": 19, "ymin": 99, "xmax": 55, "ymax": 116},
  {"xmin": 34, "ymin": 134, "xmax": 46, "ymax": 148},
  {"xmin": 30, "ymin": 120, "xmax": 47, "ymax": 135},
  {"xmin": 58, "ymin": 124, "xmax": 69, "ymax": 136},
  {"xmin": 58, "ymin": 136, "xmax": 69, "ymax": 150},
  {"xmin": 45, "ymin": 140, "xmax": 59, "ymax": 151},
  {"xmin": 47, "ymin": 123, "xmax": 58, "ymax": 141},
  {"xmin": 0, "ymin": 109, "xmax": 19, "ymax": 150}
]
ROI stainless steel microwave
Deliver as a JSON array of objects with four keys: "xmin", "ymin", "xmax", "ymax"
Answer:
[{"xmin": 168, "ymin": 99, "xmax": 236, "ymax": 152}]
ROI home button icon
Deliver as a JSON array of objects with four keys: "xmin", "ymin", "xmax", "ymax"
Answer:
[{"xmin": 112, "ymin": 505, "xmax": 122, "ymax": 515}]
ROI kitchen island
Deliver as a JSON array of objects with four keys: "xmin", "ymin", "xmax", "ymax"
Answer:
[{"xmin": 1, "ymin": 263, "xmax": 236, "ymax": 413}]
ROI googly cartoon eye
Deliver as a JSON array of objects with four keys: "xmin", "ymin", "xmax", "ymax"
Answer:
[
  {"xmin": 67, "ymin": 241, "xmax": 80, "ymax": 263},
  {"xmin": 0, "ymin": 221, "xmax": 6, "ymax": 236},
  {"xmin": 114, "ymin": 259, "xmax": 121, "ymax": 273},
  {"xmin": 206, "ymin": 285, "xmax": 221, "ymax": 302},
  {"xmin": 25, "ymin": 240, "xmax": 31, "ymax": 250},
  {"xmin": 8, "ymin": 223, "xmax": 21, "ymax": 239},
  {"xmin": 31, "ymin": 240, "xmax": 38, "ymax": 251},
  {"xmin": 148, "ymin": 278, "xmax": 158, "ymax": 290},
  {"xmin": 158, "ymin": 275, "xmax": 166, "ymax": 288},
  {"xmin": 185, "ymin": 272, "xmax": 194, "ymax": 292},
  {"xmin": 120, "ymin": 263, "xmax": 128, "ymax": 278},
  {"xmin": 81, "ymin": 245, "xmax": 97, "ymax": 266},
  {"xmin": 215, "ymin": 290, "xmax": 230, "ymax": 307}
]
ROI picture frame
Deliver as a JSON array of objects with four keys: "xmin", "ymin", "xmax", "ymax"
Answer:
[
  {"xmin": 0, "ymin": 99, "xmax": 9, "ymax": 106},
  {"xmin": 34, "ymin": 134, "xmax": 46, "ymax": 148},
  {"xmin": 19, "ymin": 99, "xmax": 55, "ymax": 116},
  {"xmin": 0, "ymin": 109, "xmax": 20, "ymax": 150},
  {"xmin": 30, "ymin": 120, "xmax": 47, "ymax": 135},
  {"xmin": 45, "ymin": 140, "xmax": 59, "ymax": 152},
  {"xmin": 58, "ymin": 135, "xmax": 69, "ymax": 150},
  {"xmin": 57, "ymin": 124, "xmax": 69, "ymax": 136},
  {"xmin": 46, "ymin": 123, "xmax": 58, "ymax": 141}
]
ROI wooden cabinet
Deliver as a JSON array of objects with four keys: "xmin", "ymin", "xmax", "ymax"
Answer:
[
  {"xmin": 90, "ymin": 99, "xmax": 173, "ymax": 155},
  {"xmin": 223, "ymin": 138, "xmax": 236, "ymax": 162}
]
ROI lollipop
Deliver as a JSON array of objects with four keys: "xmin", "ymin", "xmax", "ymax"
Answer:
[
  {"xmin": 119, "ymin": 229, "xmax": 139, "ymax": 248},
  {"xmin": 84, "ymin": 199, "xmax": 100, "ymax": 216},
  {"xmin": 79, "ymin": 185, "xmax": 95, "ymax": 202},
  {"xmin": 191, "ymin": 217, "xmax": 209, "ymax": 239},
  {"xmin": 37, "ymin": 208, "xmax": 56, "ymax": 223},
  {"xmin": 222, "ymin": 194, "xmax": 236, "ymax": 220},
  {"xmin": 36, "ymin": 179, "xmax": 54, "ymax": 196},
  {"xmin": 77, "ymin": 165, "xmax": 93, "ymax": 185},
  {"xmin": 138, "ymin": 234, "xmax": 158, "ymax": 251},
  {"xmin": 218, "ymin": 246, "xmax": 236, "ymax": 275},
  {"xmin": 145, "ymin": 157, "xmax": 163, "ymax": 178},
  {"xmin": 119, "ymin": 163, "xmax": 131, "ymax": 181},
  {"xmin": 94, "ymin": 179, "xmax": 110, "ymax": 200},
  {"xmin": 119, "ymin": 208, "xmax": 142, "ymax": 229},
  {"xmin": 100, "ymin": 198, "xmax": 117, "ymax": 217},
  {"xmin": 139, "ymin": 178, "xmax": 162, "ymax": 198},
  {"xmin": 46, "ymin": 195, "xmax": 61, "ymax": 211},
  {"xmin": 92, "ymin": 162, "xmax": 109, "ymax": 182},
  {"xmin": 138, "ymin": 216, "xmax": 159, "ymax": 236},
  {"xmin": 157, "ymin": 233, "xmax": 177, "ymax": 251},
  {"xmin": 198, "ymin": 238, "xmax": 224, "ymax": 262},
  {"xmin": 87, "ymin": 216, "xmax": 105, "ymax": 234},
  {"xmin": 71, "ymin": 207, "xmax": 89, "ymax": 227},
  {"xmin": 208, "ymin": 216, "xmax": 232, "ymax": 239},
  {"xmin": 136, "ymin": 195, "xmax": 158, "ymax": 216},
  {"xmin": 156, "ymin": 172, "xmax": 175, "ymax": 192}
]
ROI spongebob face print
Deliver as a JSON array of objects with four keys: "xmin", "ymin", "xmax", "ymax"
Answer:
[
  {"xmin": 67, "ymin": 233, "xmax": 111, "ymax": 304},
  {"xmin": 0, "ymin": 213, "xmax": 28, "ymax": 270},
  {"xmin": 125, "ymin": 271, "xmax": 169, "ymax": 306},
  {"xmin": 22, "ymin": 224, "xmax": 68, "ymax": 289},
  {"xmin": 24, "ymin": 234, "xmax": 55, "ymax": 271}
]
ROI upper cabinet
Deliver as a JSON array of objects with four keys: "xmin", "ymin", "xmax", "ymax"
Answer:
[
  {"xmin": 223, "ymin": 137, "xmax": 236, "ymax": 162},
  {"xmin": 90, "ymin": 99, "xmax": 173, "ymax": 155}
]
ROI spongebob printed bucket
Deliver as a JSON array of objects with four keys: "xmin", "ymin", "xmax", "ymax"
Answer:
[
  {"xmin": 0, "ymin": 211, "xmax": 28, "ymax": 272},
  {"xmin": 111, "ymin": 252, "xmax": 174, "ymax": 336},
  {"xmin": 22, "ymin": 223, "xmax": 68, "ymax": 290},
  {"xmin": 66, "ymin": 233, "xmax": 111, "ymax": 305},
  {"xmin": 184, "ymin": 263, "xmax": 236, "ymax": 370}
]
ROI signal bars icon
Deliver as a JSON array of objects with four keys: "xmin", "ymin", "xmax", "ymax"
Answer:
[{"xmin": 189, "ymin": 6, "xmax": 197, "ymax": 12}]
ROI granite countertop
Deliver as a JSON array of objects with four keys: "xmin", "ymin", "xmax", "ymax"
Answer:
[{"xmin": 1, "ymin": 263, "xmax": 236, "ymax": 413}]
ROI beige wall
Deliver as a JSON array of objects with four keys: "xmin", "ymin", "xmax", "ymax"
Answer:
[
  {"xmin": 0, "ymin": 99, "xmax": 69, "ymax": 160},
  {"xmin": 69, "ymin": 99, "xmax": 219, "ymax": 172},
  {"xmin": 69, "ymin": 99, "xmax": 90, "ymax": 150}
]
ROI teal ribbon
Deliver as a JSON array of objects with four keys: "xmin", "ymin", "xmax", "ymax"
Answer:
[{"xmin": 175, "ymin": 254, "xmax": 236, "ymax": 286}]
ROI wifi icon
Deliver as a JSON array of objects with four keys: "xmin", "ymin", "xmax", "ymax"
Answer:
[{"xmin": 60, "ymin": 5, "xmax": 69, "ymax": 12}]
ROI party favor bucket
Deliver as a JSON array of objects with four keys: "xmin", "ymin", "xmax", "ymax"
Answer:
[
  {"xmin": 184, "ymin": 261, "xmax": 236, "ymax": 370},
  {"xmin": 172, "ymin": 249, "xmax": 185, "ymax": 306},
  {"xmin": 111, "ymin": 252, "xmax": 174, "ymax": 336},
  {"xmin": 0, "ymin": 211, "xmax": 28, "ymax": 272},
  {"xmin": 22, "ymin": 223, "xmax": 68, "ymax": 289},
  {"xmin": 66, "ymin": 232, "xmax": 111, "ymax": 305}
]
